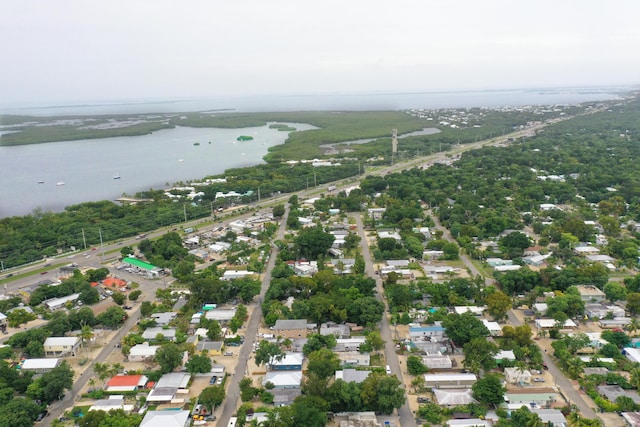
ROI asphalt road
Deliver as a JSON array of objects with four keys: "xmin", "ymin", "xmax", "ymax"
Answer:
[
  {"xmin": 352, "ymin": 213, "xmax": 416, "ymax": 427},
  {"xmin": 507, "ymin": 310, "xmax": 598, "ymax": 420},
  {"xmin": 216, "ymin": 205, "xmax": 288, "ymax": 427}
]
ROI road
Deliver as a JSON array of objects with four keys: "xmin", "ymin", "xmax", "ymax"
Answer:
[
  {"xmin": 507, "ymin": 310, "xmax": 598, "ymax": 420},
  {"xmin": 352, "ymin": 213, "xmax": 416, "ymax": 427},
  {"xmin": 216, "ymin": 205, "xmax": 288, "ymax": 427}
]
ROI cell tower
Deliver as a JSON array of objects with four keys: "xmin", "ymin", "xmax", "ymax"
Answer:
[{"xmin": 391, "ymin": 128, "xmax": 398, "ymax": 154}]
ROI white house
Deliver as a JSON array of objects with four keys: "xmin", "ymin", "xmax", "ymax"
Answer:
[
  {"xmin": 262, "ymin": 371, "xmax": 303, "ymax": 389},
  {"xmin": 129, "ymin": 343, "xmax": 159, "ymax": 362},
  {"xmin": 43, "ymin": 337, "xmax": 80, "ymax": 357},
  {"xmin": 21, "ymin": 358, "xmax": 61, "ymax": 373},
  {"xmin": 504, "ymin": 367, "xmax": 532, "ymax": 384}
]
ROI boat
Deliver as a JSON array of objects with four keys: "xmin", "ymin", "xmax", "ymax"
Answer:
[
  {"xmin": 236, "ymin": 135, "xmax": 254, "ymax": 141},
  {"xmin": 56, "ymin": 182, "xmax": 64, "ymax": 186},
  {"xmin": 37, "ymin": 180, "xmax": 44, "ymax": 184},
  {"xmin": 178, "ymin": 159, "xmax": 184, "ymax": 162},
  {"xmin": 193, "ymin": 142, "xmax": 200, "ymax": 146},
  {"xmin": 113, "ymin": 173, "xmax": 121, "ymax": 179}
]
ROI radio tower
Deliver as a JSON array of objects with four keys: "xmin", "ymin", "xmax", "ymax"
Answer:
[{"xmin": 391, "ymin": 129, "xmax": 398, "ymax": 154}]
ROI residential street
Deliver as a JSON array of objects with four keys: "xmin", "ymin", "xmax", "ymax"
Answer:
[
  {"xmin": 217, "ymin": 206, "xmax": 288, "ymax": 427},
  {"xmin": 352, "ymin": 213, "xmax": 416, "ymax": 427}
]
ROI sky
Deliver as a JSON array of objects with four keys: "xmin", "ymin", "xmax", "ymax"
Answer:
[{"xmin": 2, "ymin": 0, "xmax": 639, "ymax": 105}]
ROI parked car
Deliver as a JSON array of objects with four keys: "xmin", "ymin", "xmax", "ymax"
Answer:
[
  {"xmin": 216, "ymin": 377, "xmax": 223, "ymax": 385},
  {"xmin": 533, "ymin": 377, "xmax": 545, "ymax": 382},
  {"xmin": 209, "ymin": 376, "xmax": 217, "ymax": 385}
]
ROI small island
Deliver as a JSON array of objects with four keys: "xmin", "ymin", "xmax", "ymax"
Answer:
[{"xmin": 236, "ymin": 135, "xmax": 254, "ymax": 141}]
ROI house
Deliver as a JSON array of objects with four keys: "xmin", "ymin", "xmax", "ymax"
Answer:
[
  {"xmin": 434, "ymin": 389, "xmax": 477, "ymax": 406},
  {"xmin": 43, "ymin": 293, "xmax": 80, "ymax": 310},
  {"xmin": 263, "ymin": 371, "xmax": 303, "ymax": 389},
  {"xmin": 495, "ymin": 350, "xmax": 516, "ymax": 364},
  {"xmin": 89, "ymin": 395, "xmax": 134, "ymax": 413},
  {"xmin": 43, "ymin": 337, "xmax": 80, "ymax": 357},
  {"xmin": 482, "ymin": 320, "xmax": 502, "ymax": 336},
  {"xmin": 221, "ymin": 270, "xmax": 254, "ymax": 281},
  {"xmin": 583, "ymin": 367, "xmax": 609, "ymax": 376},
  {"xmin": 523, "ymin": 254, "xmax": 550, "ymax": 267},
  {"xmin": 140, "ymin": 410, "xmax": 190, "ymax": 427},
  {"xmin": 102, "ymin": 277, "xmax": 128, "ymax": 290},
  {"xmin": 195, "ymin": 340, "xmax": 223, "ymax": 356},
  {"xmin": 531, "ymin": 409, "xmax": 567, "ymax": 426},
  {"xmin": 486, "ymin": 258, "xmax": 513, "ymax": 267},
  {"xmin": 293, "ymin": 261, "xmax": 318, "ymax": 276},
  {"xmin": 269, "ymin": 353, "xmax": 303, "ymax": 371},
  {"xmin": 575, "ymin": 285, "xmax": 606, "ymax": 303},
  {"xmin": 584, "ymin": 304, "xmax": 625, "ymax": 319},
  {"xmin": 367, "ymin": 208, "xmax": 386, "ymax": 220},
  {"xmin": 422, "ymin": 353, "xmax": 453, "ymax": 370},
  {"xmin": 21, "ymin": 358, "xmax": 61, "ymax": 373},
  {"xmin": 151, "ymin": 312, "xmax": 178, "ymax": 326},
  {"xmin": 447, "ymin": 419, "xmax": 490, "ymax": 427},
  {"xmin": 320, "ymin": 322, "xmax": 350, "ymax": 338},
  {"xmin": 335, "ymin": 368, "xmax": 371, "ymax": 384},
  {"xmin": 330, "ymin": 259, "xmax": 355, "ymax": 275},
  {"xmin": 204, "ymin": 308, "xmax": 236, "ymax": 322},
  {"xmin": 272, "ymin": 388, "xmax": 302, "ymax": 407},
  {"xmin": 624, "ymin": 348, "xmax": 640, "ymax": 364},
  {"xmin": 409, "ymin": 324, "xmax": 444, "ymax": 341},
  {"xmin": 106, "ymin": 375, "xmax": 149, "ymax": 392},
  {"xmin": 533, "ymin": 303, "xmax": 548, "ymax": 315},
  {"xmin": 378, "ymin": 230, "xmax": 401, "ymax": 241},
  {"xmin": 335, "ymin": 336, "xmax": 367, "ymax": 352},
  {"xmin": 535, "ymin": 318, "xmax": 577, "ymax": 329},
  {"xmin": 274, "ymin": 319, "xmax": 308, "ymax": 339},
  {"xmin": 504, "ymin": 367, "xmax": 532, "ymax": 384},
  {"xmin": 424, "ymin": 373, "xmax": 477, "ymax": 389},
  {"xmin": 423, "ymin": 250, "xmax": 444, "ymax": 260},
  {"xmin": 147, "ymin": 372, "xmax": 191, "ymax": 402},
  {"xmin": 337, "ymin": 352, "xmax": 370, "ymax": 367},
  {"xmin": 600, "ymin": 318, "xmax": 632, "ymax": 328},
  {"xmin": 505, "ymin": 387, "xmax": 558, "ymax": 407},
  {"xmin": 574, "ymin": 246, "xmax": 600, "ymax": 256},
  {"xmin": 129, "ymin": 343, "xmax": 159, "ymax": 362},
  {"xmin": 621, "ymin": 412, "xmax": 640, "ymax": 427},
  {"xmin": 597, "ymin": 385, "xmax": 640, "ymax": 405},
  {"xmin": 453, "ymin": 306, "xmax": 485, "ymax": 316},
  {"xmin": 142, "ymin": 327, "xmax": 177, "ymax": 342}
]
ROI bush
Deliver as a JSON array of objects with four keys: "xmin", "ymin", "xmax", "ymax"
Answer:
[{"xmin": 129, "ymin": 290, "xmax": 142, "ymax": 301}]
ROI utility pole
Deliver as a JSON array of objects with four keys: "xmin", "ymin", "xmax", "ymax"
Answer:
[
  {"xmin": 258, "ymin": 187, "xmax": 261, "ymax": 203},
  {"xmin": 314, "ymin": 172, "xmax": 317, "ymax": 187},
  {"xmin": 99, "ymin": 229, "xmax": 104, "ymax": 263},
  {"xmin": 183, "ymin": 204, "xmax": 187, "ymax": 222},
  {"xmin": 82, "ymin": 228, "xmax": 87, "ymax": 250}
]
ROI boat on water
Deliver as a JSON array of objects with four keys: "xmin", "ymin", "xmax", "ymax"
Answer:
[
  {"xmin": 236, "ymin": 135, "xmax": 254, "ymax": 141},
  {"xmin": 56, "ymin": 182, "xmax": 64, "ymax": 186},
  {"xmin": 113, "ymin": 173, "xmax": 121, "ymax": 179},
  {"xmin": 37, "ymin": 180, "xmax": 44, "ymax": 184},
  {"xmin": 178, "ymin": 159, "xmax": 184, "ymax": 162},
  {"xmin": 193, "ymin": 142, "xmax": 200, "ymax": 146}
]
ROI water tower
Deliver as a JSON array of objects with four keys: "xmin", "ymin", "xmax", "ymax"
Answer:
[{"xmin": 391, "ymin": 129, "xmax": 398, "ymax": 154}]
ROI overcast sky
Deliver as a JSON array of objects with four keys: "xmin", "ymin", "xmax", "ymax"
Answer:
[{"xmin": 2, "ymin": 0, "xmax": 639, "ymax": 105}]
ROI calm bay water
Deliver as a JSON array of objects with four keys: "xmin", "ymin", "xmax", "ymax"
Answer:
[
  {"xmin": 0, "ymin": 87, "xmax": 630, "ymax": 218},
  {"xmin": 0, "ymin": 124, "xmax": 315, "ymax": 218}
]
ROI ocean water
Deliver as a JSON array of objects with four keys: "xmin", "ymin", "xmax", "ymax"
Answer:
[
  {"xmin": 0, "ymin": 86, "xmax": 630, "ymax": 218},
  {"xmin": 0, "ymin": 86, "xmax": 629, "ymax": 117}
]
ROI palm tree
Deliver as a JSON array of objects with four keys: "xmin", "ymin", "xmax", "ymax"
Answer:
[
  {"xmin": 79, "ymin": 324, "xmax": 94, "ymax": 356},
  {"xmin": 626, "ymin": 318, "xmax": 640, "ymax": 336}
]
